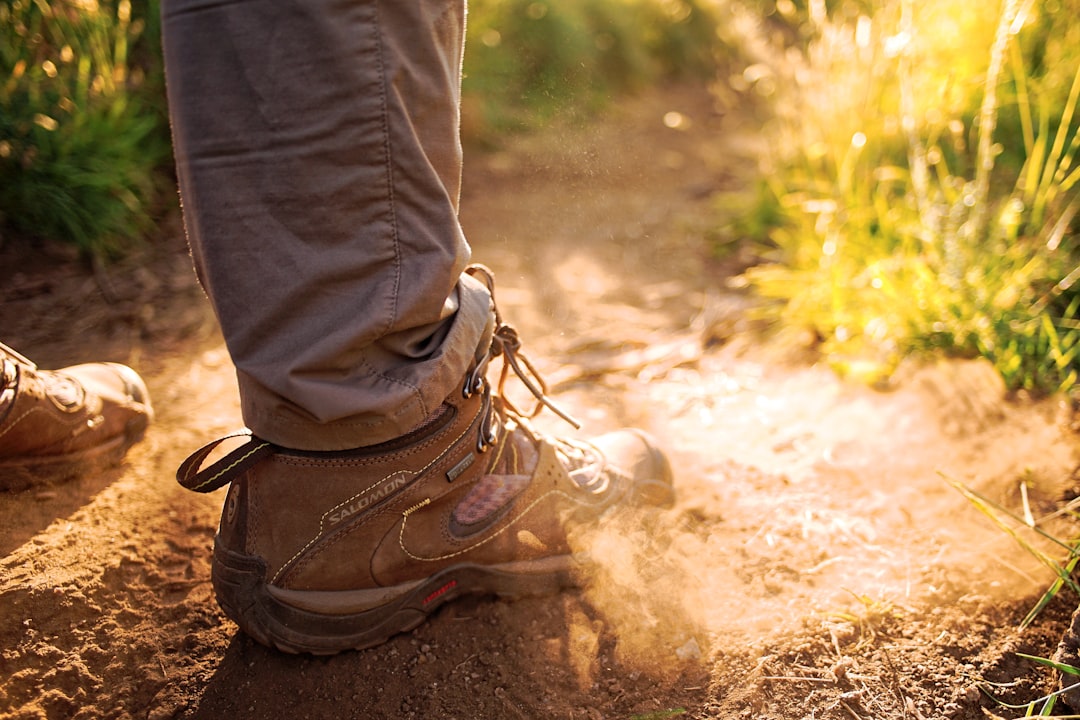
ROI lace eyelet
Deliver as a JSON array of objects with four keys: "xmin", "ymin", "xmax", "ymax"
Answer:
[
  {"xmin": 475, "ymin": 418, "xmax": 498, "ymax": 453},
  {"xmin": 462, "ymin": 371, "xmax": 485, "ymax": 399}
]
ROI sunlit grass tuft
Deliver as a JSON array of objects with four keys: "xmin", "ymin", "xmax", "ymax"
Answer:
[
  {"xmin": 824, "ymin": 590, "xmax": 900, "ymax": 649},
  {"xmin": 738, "ymin": 0, "xmax": 1080, "ymax": 395}
]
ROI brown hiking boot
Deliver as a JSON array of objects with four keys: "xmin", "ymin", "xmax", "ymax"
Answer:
[
  {"xmin": 0, "ymin": 342, "xmax": 153, "ymax": 491},
  {"xmin": 177, "ymin": 268, "xmax": 674, "ymax": 654}
]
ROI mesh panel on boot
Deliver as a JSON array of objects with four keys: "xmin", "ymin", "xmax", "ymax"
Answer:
[{"xmin": 452, "ymin": 423, "xmax": 539, "ymax": 526}]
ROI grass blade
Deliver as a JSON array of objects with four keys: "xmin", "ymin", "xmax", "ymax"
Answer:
[{"xmin": 1016, "ymin": 653, "xmax": 1080, "ymax": 677}]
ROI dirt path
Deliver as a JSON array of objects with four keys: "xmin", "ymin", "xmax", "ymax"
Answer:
[{"xmin": 3, "ymin": 83, "xmax": 1080, "ymax": 720}]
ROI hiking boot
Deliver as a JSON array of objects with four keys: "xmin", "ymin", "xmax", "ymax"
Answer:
[
  {"xmin": 0, "ymin": 342, "xmax": 154, "ymax": 491},
  {"xmin": 177, "ymin": 267, "xmax": 675, "ymax": 654}
]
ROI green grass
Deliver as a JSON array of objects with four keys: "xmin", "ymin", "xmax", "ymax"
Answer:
[
  {"xmin": 975, "ymin": 652, "xmax": 1080, "ymax": 716},
  {"xmin": 943, "ymin": 473, "xmax": 1080, "ymax": 628},
  {"xmin": 1, "ymin": 0, "xmax": 171, "ymax": 257},
  {"xmin": 946, "ymin": 474, "xmax": 1080, "ymax": 715},
  {"xmin": 736, "ymin": 0, "xmax": 1080, "ymax": 396}
]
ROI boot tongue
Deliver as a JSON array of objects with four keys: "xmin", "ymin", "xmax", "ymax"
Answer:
[
  {"xmin": 488, "ymin": 422, "xmax": 538, "ymax": 476},
  {"xmin": 452, "ymin": 473, "xmax": 531, "ymax": 526},
  {"xmin": 450, "ymin": 426, "xmax": 612, "ymax": 530},
  {"xmin": 451, "ymin": 423, "xmax": 538, "ymax": 528}
]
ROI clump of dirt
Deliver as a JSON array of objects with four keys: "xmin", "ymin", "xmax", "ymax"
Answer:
[{"xmin": 3, "ymin": 82, "xmax": 1080, "ymax": 720}]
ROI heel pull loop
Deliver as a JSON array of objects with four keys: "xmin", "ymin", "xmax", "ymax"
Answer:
[{"xmin": 177, "ymin": 430, "xmax": 273, "ymax": 493}]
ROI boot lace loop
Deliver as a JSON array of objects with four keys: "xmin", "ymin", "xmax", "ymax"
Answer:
[{"xmin": 465, "ymin": 264, "xmax": 580, "ymax": 453}]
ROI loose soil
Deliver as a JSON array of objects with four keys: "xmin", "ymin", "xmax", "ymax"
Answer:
[{"xmin": 3, "ymin": 83, "xmax": 1080, "ymax": 720}]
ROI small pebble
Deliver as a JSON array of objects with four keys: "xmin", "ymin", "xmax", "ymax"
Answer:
[{"xmin": 676, "ymin": 637, "xmax": 702, "ymax": 661}]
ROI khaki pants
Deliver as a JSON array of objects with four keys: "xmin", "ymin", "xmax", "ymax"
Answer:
[{"xmin": 162, "ymin": 0, "xmax": 492, "ymax": 451}]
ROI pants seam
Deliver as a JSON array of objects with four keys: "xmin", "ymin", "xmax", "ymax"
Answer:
[{"xmin": 373, "ymin": 0, "xmax": 401, "ymax": 340}]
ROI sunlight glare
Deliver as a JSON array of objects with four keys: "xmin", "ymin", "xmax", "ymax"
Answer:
[
  {"xmin": 882, "ymin": 31, "xmax": 910, "ymax": 58},
  {"xmin": 663, "ymin": 111, "xmax": 686, "ymax": 129},
  {"xmin": 855, "ymin": 15, "xmax": 871, "ymax": 48}
]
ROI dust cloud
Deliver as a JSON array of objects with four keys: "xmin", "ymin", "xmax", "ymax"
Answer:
[{"xmin": 562, "ymin": 353, "xmax": 1078, "ymax": 678}]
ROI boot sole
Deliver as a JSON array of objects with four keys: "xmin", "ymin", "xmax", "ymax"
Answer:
[
  {"xmin": 212, "ymin": 541, "xmax": 583, "ymax": 654},
  {"xmin": 0, "ymin": 416, "xmax": 151, "ymax": 492}
]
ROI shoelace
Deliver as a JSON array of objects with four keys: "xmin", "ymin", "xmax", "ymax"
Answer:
[
  {"xmin": 464, "ymin": 265, "xmax": 612, "ymax": 493},
  {"xmin": 556, "ymin": 437, "xmax": 611, "ymax": 493},
  {"xmin": 464, "ymin": 264, "xmax": 580, "ymax": 455}
]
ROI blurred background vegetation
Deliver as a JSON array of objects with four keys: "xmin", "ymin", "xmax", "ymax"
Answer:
[
  {"xmin": 3, "ymin": 0, "xmax": 1079, "ymax": 397},
  {"xmin": 0, "ymin": 0, "xmax": 721, "ymax": 256},
  {"xmin": 461, "ymin": 0, "xmax": 720, "ymax": 137}
]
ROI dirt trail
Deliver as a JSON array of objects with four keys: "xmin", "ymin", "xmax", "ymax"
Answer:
[{"xmin": 2, "ymin": 83, "xmax": 1080, "ymax": 720}]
